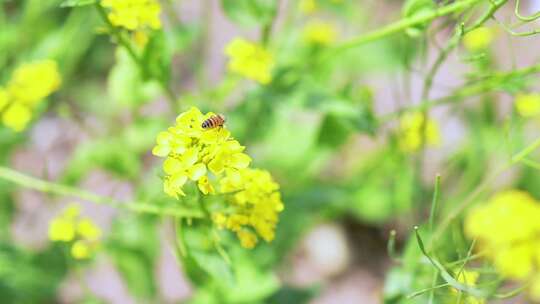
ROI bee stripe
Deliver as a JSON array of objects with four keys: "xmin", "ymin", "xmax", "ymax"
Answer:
[{"xmin": 202, "ymin": 115, "xmax": 225, "ymax": 129}]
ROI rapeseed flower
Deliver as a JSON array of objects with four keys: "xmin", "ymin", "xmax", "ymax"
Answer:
[
  {"xmin": 152, "ymin": 107, "xmax": 251, "ymax": 198},
  {"xmin": 465, "ymin": 190, "xmax": 540, "ymax": 300},
  {"xmin": 153, "ymin": 107, "xmax": 284, "ymax": 249},
  {"xmin": 101, "ymin": 0, "xmax": 161, "ymax": 31},
  {"xmin": 48, "ymin": 204, "xmax": 102, "ymax": 259},
  {"xmin": 515, "ymin": 93, "xmax": 540, "ymax": 117},
  {"xmin": 397, "ymin": 112, "xmax": 440, "ymax": 152},
  {"xmin": 0, "ymin": 60, "xmax": 61, "ymax": 131},
  {"xmin": 214, "ymin": 168, "xmax": 284, "ymax": 248},
  {"xmin": 225, "ymin": 38, "xmax": 274, "ymax": 84},
  {"xmin": 303, "ymin": 21, "xmax": 338, "ymax": 46},
  {"xmin": 463, "ymin": 27, "xmax": 494, "ymax": 52}
]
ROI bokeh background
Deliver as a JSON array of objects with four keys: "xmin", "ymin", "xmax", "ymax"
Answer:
[{"xmin": 1, "ymin": 0, "xmax": 540, "ymax": 303}]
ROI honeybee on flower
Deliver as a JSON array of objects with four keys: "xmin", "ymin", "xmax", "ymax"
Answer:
[{"xmin": 201, "ymin": 114, "xmax": 226, "ymax": 129}]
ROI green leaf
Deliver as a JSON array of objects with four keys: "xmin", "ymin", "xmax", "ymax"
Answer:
[
  {"xmin": 402, "ymin": 0, "xmax": 436, "ymax": 37},
  {"xmin": 109, "ymin": 48, "xmax": 161, "ymax": 108},
  {"xmin": 317, "ymin": 113, "xmax": 354, "ymax": 147},
  {"xmin": 60, "ymin": 0, "xmax": 96, "ymax": 7},
  {"xmin": 141, "ymin": 31, "xmax": 172, "ymax": 84},
  {"xmin": 220, "ymin": 0, "xmax": 276, "ymax": 27},
  {"xmin": 111, "ymin": 249, "xmax": 157, "ymax": 299}
]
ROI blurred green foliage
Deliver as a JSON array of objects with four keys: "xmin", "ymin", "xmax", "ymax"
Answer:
[{"xmin": 1, "ymin": 0, "xmax": 540, "ymax": 303}]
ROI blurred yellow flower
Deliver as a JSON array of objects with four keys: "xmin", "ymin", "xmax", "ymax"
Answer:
[
  {"xmin": 299, "ymin": 0, "xmax": 317, "ymax": 15},
  {"xmin": 77, "ymin": 219, "xmax": 102, "ymax": 240},
  {"xmin": 214, "ymin": 168, "xmax": 284, "ymax": 248},
  {"xmin": 2, "ymin": 103, "xmax": 32, "ymax": 132},
  {"xmin": 48, "ymin": 204, "xmax": 102, "ymax": 259},
  {"xmin": 225, "ymin": 38, "xmax": 274, "ymax": 84},
  {"xmin": 465, "ymin": 190, "xmax": 540, "ymax": 300},
  {"xmin": 515, "ymin": 93, "xmax": 540, "ymax": 117},
  {"xmin": 71, "ymin": 240, "xmax": 91, "ymax": 259},
  {"xmin": 303, "ymin": 21, "xmax": 338, "ymax": 46},
  {"xmin": 0, "ymin": 60, "xmax": 61, "ymax": 132},
  {"xmin": 7, "ymin": 60, "xmax": 61, "ymax": 106},
  {"xmin": 398, "ymin": 112, "xmax": 440, "ymax": 152},
  {"xmin": 153, "ymin": 107, "xmax": 251, "ymax": 198},
  {"xmin": 237, "ymin": 230, "xmax": 258, "ymax": 249},
  {"xmin": 101, "ymin": 0, "xmax": 161, "ymax": 31},
  {"xmin": 49, "ymin": 218, "xmax": 76, "ymax": 242},
  {"xmin": 463, "ymin": 27, "xmax": 494, "ymax": 51}
]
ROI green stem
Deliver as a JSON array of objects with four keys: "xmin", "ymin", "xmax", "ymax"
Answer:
[
  {"xmin": 260, "ymin": 0, "xmax": 280, "ymax": 46},
  {"xmin": 429, "ymin": 174, "xmax": 441, "ymax": 233},
  {"xmin": 379, "ymin": 62, "xmax": 540, "ymax": 122},
  {"xmin": 0, "ymin": 166, "xmax": 203, "ymax": 218},
  {"xmin": 430, "ymin": 135, "xmax": 540, "ymax": 246},
  {"xmin": 514, "ymin": 0, "xmax": 540, "ymax": 22},
  {"xmin": 330, "ymin": 0, "xmax": 483, "ymax": 55}
]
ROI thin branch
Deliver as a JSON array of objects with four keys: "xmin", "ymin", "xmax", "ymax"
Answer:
[
  {"xmin": 514, "ymin": 0, "xmax": 540, "ymax": 21},
  {"xmin": 329, "ymin": 0, "xmax": 484, "ymax": 56},
  {"xmin": 0, "ymin": 166, "xmax": 203, "ymax": 218}
]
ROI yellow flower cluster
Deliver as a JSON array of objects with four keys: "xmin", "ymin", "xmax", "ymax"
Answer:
[
  {"xmin": 152, "ymin": 107, "xmax": 284, "ymax": 248},
  {"xmin": 152, "ymin": 107, "xmax": 252, "ymax": 197},
  {"xmin": 303, "ymin": 21, "xmax": 338, "ymax": 46},
  {"xmin": 213, "ymin": 168, "xmax": 284, "ymax": 248},
  {"xmin": 515, "ymin": 93, "xmax": 540, "ymax": 117},
  {"xmin": 463, "ymin": 27, "xmax": 494, "ymax": 52},
  {"xmin": 0, "ymin": 60, "xmax": 61, "ymax": 132},
  {"xmin": 397, "ymin": 112, "xmax": 440, "ymax": 152},
  {"xmin": 465, "ymin": 190, "xmax": 540, "ymax": 300},
  {"xmin": 101, "ymin": 0, "xmax": 161, "ymax": 31},
  {"xmin": 225, "ymin": 38, "xmax": 274, "ymax": 85},
  {"xmin": 48, "ymin": 205, "xmax": 102, "ymax": 259}
]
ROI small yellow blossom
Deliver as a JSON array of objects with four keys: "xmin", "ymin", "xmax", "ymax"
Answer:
[
  {"xmin": 153, "ymin": 107, "xmax": 251, "ymax": 198},
  {"xmin": 465, "ymin": 190, "xmax": 540, "ymax": 300},
  {"xmin": 133, "ymin": 30, "xmax": 150, "ymax": 47},
  {"xmin": 71, "ymin": 240, "xmax": 91, "ymax": 259},
  {"xmin": 303, "ymin": 21, "xmax": 338, "ymax": 46},
  {"xmin": 2, "ymin": 103, "xmax": 32, "ymax": 132},
  {"xmin": 77, "ymin": 219, "xmax": 102, "ymax": 240},
  {"xmin": 101, "ymin": 0, "xmax": 161, "ymax": 31},
  {"xmin": 299, "ymin": 0, "xmax": 317, "ymax": 15},
  {"xmin": 7, "ymin": 60, "xmax": 61, "ymax": 106},
  {"xmin": 463, "ymin": 27, "xmax": 494, "ymax": 52},
  {"xmin": 48, "ymin": 204, "xmax": 102, "ymax": 259},
  {"xmin": 49, "ymin": 218, "xmax": 76, "ymax": 242},
  {"xmin": 0, "ymin": 60, "xmax": 61, "ymax": 132},
  {"xmin": 515, "ymin": 93, "xmax": 540, "ymax": 117},
  {"xmin": 237, "ymin": 230, "xmax": 257, "ymax": 249},
  {"xmin": 198, "ymin": 175, "xmax": 215, "ymax": 195},
  {"xmin": 398, "ymin": 112, "xmax": 440, "ymax": 152},
  {"xmin": 225, "ymin": 38, "xmax": 274, "ymax": 84}
]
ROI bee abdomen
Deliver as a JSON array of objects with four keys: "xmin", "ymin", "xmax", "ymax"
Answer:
[{"xmin": 201, "ymin": 114, "xmax": 225, "ymax": 129}]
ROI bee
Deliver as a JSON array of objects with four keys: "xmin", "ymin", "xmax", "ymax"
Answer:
[{"xmin": 201, "ymin": 114, "xmax": 226, "ymax": 129}]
